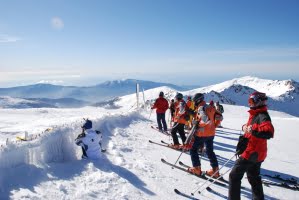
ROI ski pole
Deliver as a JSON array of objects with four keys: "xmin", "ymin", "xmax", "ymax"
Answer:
[
  {"xmin": 198, "ymin": 163, "xmax": 234, "ymax": 194},
  {"xmin": 173, "ymin": 124, "xmax": 197, "ymax": 166},
  {"xmin": 148, "ymin": 108, "xmax": 153, "ymax": 120},
  {"xmin": 191, "ymin": 153, "xmax": 236, "ymax": 196}
]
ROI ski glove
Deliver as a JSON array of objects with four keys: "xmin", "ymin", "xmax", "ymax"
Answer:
[{"xmin": 242, "ymin": 124, "xmax": 252, "ymax": 133}]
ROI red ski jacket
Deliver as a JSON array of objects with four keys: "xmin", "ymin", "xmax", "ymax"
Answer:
[
  {"xmin": 241, "ymin": 106, "xmax": 274, "ymax": 162},
  {"xmin": 152, "ymin": 97, "xmax": 169, "ymax": 113}
]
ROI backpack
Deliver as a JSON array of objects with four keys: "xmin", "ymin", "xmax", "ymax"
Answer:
[{"xmin": 218, "ymin": 105, "xmax": 224, "ymax": 113}]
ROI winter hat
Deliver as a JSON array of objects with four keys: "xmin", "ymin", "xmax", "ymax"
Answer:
[
  {"xmin": 82, "ymin": 119, "xmax": 92, "ymax": 130},
  {"xmin": 248, "ymin": 91, "xmax": 268, "ymax": 109}
]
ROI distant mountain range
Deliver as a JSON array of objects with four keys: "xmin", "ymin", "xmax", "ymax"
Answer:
[
  {"xmin": 185, "ymin": 76, "xmax": 299, "ymax": 117},
  {"xmin": 0, "ymin": 79, "xmax": 192, "ymax": 104},
  {"xmin": 1, "ymin": 77, "xmax": 298, "ymax": 117},
  {"xmin": 116, "ymin": 76, "xmax": 299, "ymax": 117}
]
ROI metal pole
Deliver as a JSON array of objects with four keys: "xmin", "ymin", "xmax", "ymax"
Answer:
[
  {"xmin": 173, "ymin": 124, "xmax": 197, "ymax": 166},
  {"xmin": 148, "ymin": 108, "xmax": 153, "ymax": 120},
  {"xmin": 198, "ymin": 163, "xmax": 234, "ymax": 194},
  {"xmin": 191, "ymin": 153, "xmax": 236, "ymax": 195}
]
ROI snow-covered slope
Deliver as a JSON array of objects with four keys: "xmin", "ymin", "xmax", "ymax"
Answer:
[
  {"xmin": 0, "ymin": 96, "xmax": 57, "ymax": 109},
  {"xmin": 185, "ymin": 76, "xmax": 299, "ymax": 117},
  {"xmin": 192, "ymin": 76, "xmax": 298, "ymax": 98},
  {"xmin": 0, "ymin": 86, "xmax": 298, "ymax": 200},
  {"xmin": 0, "ymin": 96, "xmax": 89, "ymax": 109}
]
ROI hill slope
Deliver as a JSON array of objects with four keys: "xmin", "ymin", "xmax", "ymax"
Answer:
[{"xmin": 0, "ymin": 88, "xmax": 298, "ymax": 200}]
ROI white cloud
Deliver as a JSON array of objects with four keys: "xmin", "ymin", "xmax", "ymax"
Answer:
[
  {"xmin": 51, "ymin": 17, "xmax": 64, "ymax": 30},
  {"xmin": 0, "ymin": 34, "xmax": 21, "ymax": 43}
]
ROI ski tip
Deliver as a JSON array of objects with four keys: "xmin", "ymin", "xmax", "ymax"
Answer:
[
  {"xmin": 206, "ymin": 187, "xmax": 212, "ymax": 191},
  {"xmin": 174, "ymin": 189, "xmax": 180, "ymax": 194},
  {"xmin": 161, "ymin": 158, "xmax": 166, "ymax": 162},
  {"xmin": 191, "ymin": 193, "xmax": 194, "ymax": 196},
  {"xmin": 148, "ymin": 140, "xmax": 153, "ymax": 143}
]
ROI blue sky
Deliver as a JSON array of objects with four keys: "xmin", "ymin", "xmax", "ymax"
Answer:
[{"xmin": 0, "ymin": 0, "xmax": 299, "ymax": 87}]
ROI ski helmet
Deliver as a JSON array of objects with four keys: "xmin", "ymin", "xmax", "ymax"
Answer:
[
  {"xmin": 159, "ymin": 91, "xmax": 164, "ymax": 97},
  {"xmin": 175, "ymin": 93, "xmax": 183, "ymax": 100},
  {"xmin": 192, "ymin": 93, "xmax": 204, "ymax": 104},
  {"xmin": 82, "ymin": 119, "xmax": 92, "ymax": 130},
  {"xmin": 248, "ymin": 91, "xmax": 268, "ymax": 109}
]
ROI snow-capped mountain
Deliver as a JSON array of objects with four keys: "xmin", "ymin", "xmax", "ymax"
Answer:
[
  {"xmin": 1, "ymin": 76, "xmax": 298, "ymax": 115},
  {"xmin": 116, "ymin": 76, "xmax": 299, "ymax": 117},
  {"xmin": 190, "ymin": 76, "xmax": 299, "ymax": 100},
  {"xmin": 184, "ymin": 76, "xmax": 299, "ymax": 117},
  {"xmin": 0, "ymin": 79, "xmax": 188, "ymax": 103}
]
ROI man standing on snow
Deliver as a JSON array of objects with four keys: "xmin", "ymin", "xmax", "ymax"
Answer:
[
  {"xmin": 169, "ymin": 93, "xmax": 187, "ymax": 149},
  {"xmin": 151, "ymin": 91, "xmax": 169, "ymax": 132},
  {"xmin": 169, "ymin": 99, "xmax": 176, "ymax": 127},
  {"xmin": 187, "ymin": 93, "xmax": 220, "ymax": 178},
  {"xmin": 229, "ymin": 92, "xmax": 274, "ymax": 200},
  {"xmin": 75, "ymin": 119, "xmax": 103, "ymax": 159}
]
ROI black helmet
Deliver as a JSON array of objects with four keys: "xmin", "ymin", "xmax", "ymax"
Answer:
[
  {"xmin": 82, "ymin": 119, "xmax": 92, "ymax": 130},
  {"xmin": 175, "ymin": 93, "xmax": 183, "ymax": 100},
  {"xmin": 159, "ymin": 91, "xmax": 164, "ymax": 97},
  {"xmin": 192, "ymin": 93, "xmax": 204, "ymax": 104},
  {"xmin": 248, "ymin": 91, "xmax": 268, "ymax": 109}
]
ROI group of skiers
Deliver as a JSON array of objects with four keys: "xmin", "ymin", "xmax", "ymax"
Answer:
[
  {"xmin": 151, "ymin": 91, "xmax": 274, "ymax": 200},
  {"xmin": 75, "ymin": 90, "xmax": 274, "ymax": 200}
]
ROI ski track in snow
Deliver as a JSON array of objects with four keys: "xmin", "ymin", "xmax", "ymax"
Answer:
[{"xmin": 0, "ymin": 100, "xmax": 299, "ymax": 199}]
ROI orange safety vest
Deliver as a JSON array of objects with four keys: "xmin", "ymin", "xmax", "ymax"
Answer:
[{"xmin": 195, "ymin": 101, "xmax": 216, "ymax": 137}]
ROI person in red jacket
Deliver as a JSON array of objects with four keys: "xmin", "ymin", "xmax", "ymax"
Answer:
[
  {"xmin": 151, "ymin": 91, "xmax": 169, "ymax": 132},
  {"xmin": 229, "ymin": 91, "xmax": 274, "ymax": 200}
]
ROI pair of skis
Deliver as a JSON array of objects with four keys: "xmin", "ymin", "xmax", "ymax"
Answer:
[
  {"xmin": 149, "ymin": 139, "xmax": 299, "ymax": 199},
  {"xmin": 161, "ymin": 158, "xmax": 228, "ymax": 199},
  {"xmin": 150, "ymin": 126, "xmax": 171, "ymax": 136}
]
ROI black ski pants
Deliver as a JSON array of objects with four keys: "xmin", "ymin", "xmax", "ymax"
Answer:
[
  {"xmin": 190, "ymin": 135, "xmax": 218, "ymax": 168},
  {"xmin": 229, "ymin": 157, "xmax": 264, "ymax": 200},
  {"xmin": 171, "ymin": 122, "xmax": 186, "ymax": 145},
  {"xmin": 156, "ymin": 113, "xmax": 167, "ymax": 131}
]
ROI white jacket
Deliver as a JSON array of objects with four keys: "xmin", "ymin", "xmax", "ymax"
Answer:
[{"xmin": 75, "ymin": 129, "xmax": 103, "ymax": 159}]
